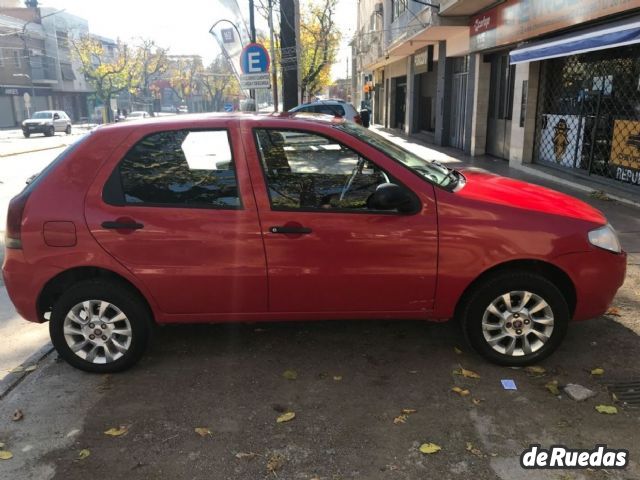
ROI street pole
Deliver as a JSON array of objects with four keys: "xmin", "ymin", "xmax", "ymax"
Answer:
[
  {"xmin": 249, "ymin": 0, "xmax": 256, "ymax": 111},
  {"xmin": 268, "ymin": 0, "xmax": 279, "ymax": 112}
]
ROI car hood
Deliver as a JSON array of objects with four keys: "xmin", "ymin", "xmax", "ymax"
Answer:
[
  {"xmin": 456, "ymin": 168, "xmax": 606, "ymax": 225},
  {"xmin": 24, "ymin": 119, "xmax": 51, "ymax": 124}
]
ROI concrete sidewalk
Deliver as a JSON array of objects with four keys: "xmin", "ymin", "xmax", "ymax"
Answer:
[{"xmin": 373, "ymin": 127, "xmax": 640, "ymax": 255}]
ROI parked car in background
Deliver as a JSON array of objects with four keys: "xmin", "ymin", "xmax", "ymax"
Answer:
[
  {"xmin": 22, "ymin": 110, "xmax": 72, "ymax": 137},
  {"xmin": 125, "ymin": 111, "xmax": 151, "ymax": 121},
  {"xmin": 290, "ymin": 99, "xmax": 362, "ymax": 125},
  {"xmin": 2, "ymin": 113, "xmax": 626, "ymax": 373}
]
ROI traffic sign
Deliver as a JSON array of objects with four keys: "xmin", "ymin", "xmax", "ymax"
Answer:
[
  {"xmin": 223, "ymin": 103, "xmax": 233, "ymax": 112},
  {"xmin": 239, "ymin": 73, "xmax": 271, "ymax": 90},
  {"xmin": 240, "ymin": 43, "xmax": 270, "ymax": 74}
]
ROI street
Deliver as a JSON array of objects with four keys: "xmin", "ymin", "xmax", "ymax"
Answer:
[{"xmin": 0, "ymin": 127, "xmax": 639, "ymax": 479}]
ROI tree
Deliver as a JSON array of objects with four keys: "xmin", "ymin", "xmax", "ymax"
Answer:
[
  {"xmin": 199, "ymin": 56, "xmax": 240, "ymax": 111},
  {"xmin": 167, "ymin": 55, "xmax": 204, "ymax": 111},
  {"xmin": 128, "ymin": 39, "xmax": 169, "ymax": 110},
  {"xmin": 71, "ymin": 36, "xmax": 131, "ymax": 122},
  {"xmin": 299, "ymin": 0, "xmax": 340, "ymax": 101}
]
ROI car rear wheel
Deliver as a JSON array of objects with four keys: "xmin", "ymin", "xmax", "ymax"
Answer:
[
  {"xmin": 460, "ymin": 271, "xmax": 569, "ymax": 366},
  {"xmin": 65, "ymin": 124, "xmax": 71, "ymax": 134},
  {"xmin": 50, "ymin": 280, "xmax": 152, "ymax": 373}
]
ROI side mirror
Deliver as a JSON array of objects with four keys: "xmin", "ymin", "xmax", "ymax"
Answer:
[{"xmin": 367, "ymin": 183, "xmax": 416, "ymax": 213}]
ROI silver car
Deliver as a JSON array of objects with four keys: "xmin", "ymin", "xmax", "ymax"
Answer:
[
  {"xmin": 22, "ymin": 110, "xmax": 72, "ymax": 137},
  {"xmin": 289, "ymin": 100, "xmax": 362, "ymax": 124}
]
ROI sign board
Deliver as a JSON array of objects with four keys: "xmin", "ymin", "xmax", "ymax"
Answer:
[
  {"xmin": 223, "ymin": 103, "xmax": 234, "ymax": 112},
  {"xmin": 609, "ymin": 119, "xmax": 640, "ymax": 186},
  {"xmin": 539, "ymin": 114, "xmax": 585, "ymax": 168},
  {"xmin": 221, "ymin": 28, "xmax": 235, "ymax": 44},
  {"xmin": 240, "ymin": 43, "xmax": 270, "ymax": 74},
  {"xmin": 470, "ymin": 0, "xmax": 640, "ymax": 51},
  {"xmin": 240, "ymin": 73, "xmax": 271, "ymax": 90}
]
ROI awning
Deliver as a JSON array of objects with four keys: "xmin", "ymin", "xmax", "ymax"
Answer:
[{"xmin": 510, "ymin": 16, "xmax": 640, "ymax": 64}]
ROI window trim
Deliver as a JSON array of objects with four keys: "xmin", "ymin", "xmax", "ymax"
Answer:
[
  {"xmin": 102, "ymin": 128, "xmax": 244, "ymax": 210},
  {"xmin": 252, "ymin": 127, "xmax": 420, "ymax": 216}
]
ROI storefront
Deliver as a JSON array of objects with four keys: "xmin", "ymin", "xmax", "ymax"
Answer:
[
  {"xmin": 0, "ymin": 86, "xmax": 53, "ymax": 127},
  {"xmin": 413, "ymin": 45, "xmax": 437, "ymax": 140}
]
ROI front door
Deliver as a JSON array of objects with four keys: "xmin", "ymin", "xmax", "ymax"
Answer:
[
  {"xmin": 84, "ymin": 124, "xmax": 268, "ymax": 317},
  {"xmin": 244, "ymin": 124, "xmax": 438, "ymax": 316}
]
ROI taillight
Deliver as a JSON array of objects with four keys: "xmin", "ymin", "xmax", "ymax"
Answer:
[
  {"xmin": 354, "ymin": 114, "xmax": 362, "ymax": 125},
  {"xmin": 5, "ymin": 191, "xmax": 30, "ymax": 249}
]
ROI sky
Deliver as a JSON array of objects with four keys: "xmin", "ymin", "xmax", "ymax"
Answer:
[{"xmin": 38, "ymin": 0, "xmax": 356, "ymax": 80}]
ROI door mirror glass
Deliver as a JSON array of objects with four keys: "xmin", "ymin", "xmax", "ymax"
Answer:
[{"xmin": 367, "ymin": 183, "xmax": 415, "ymax": 213}]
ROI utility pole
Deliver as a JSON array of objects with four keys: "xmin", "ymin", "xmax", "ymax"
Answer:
[
  {"xmin": 249, "ymin": 0, "xmax": 256, "ymax": 111},
  {"xmin": 280, "ymin": 0, "xmax": 298, "ymax": 110},
  {"xmin": 268, "ymin": 0, "xmax": 279, "ymax": 111}
]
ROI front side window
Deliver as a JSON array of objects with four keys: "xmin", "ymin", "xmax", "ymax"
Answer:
[
  {"xmin": 114, "ymin": 129, "xmax": 240, "ymax": 208},
  {"xmin": 255, "ymin": 129, "xmax": 393, "ymax": 212}
]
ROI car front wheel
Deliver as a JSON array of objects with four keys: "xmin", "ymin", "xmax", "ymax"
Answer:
[
  {"xmin": 460, "ymin": 271, "xmax": 569, "ymax": 366},
  {"xmin": 45, "ymin": 125, "xmax": 54, "ymax": 136},
  {"xmin": 49, "ymin": 280, "xmax": 152, "ymax": 373},
  {"xmin": 65, "ymin": 124, "xmax": 71, "ymax": 134}
]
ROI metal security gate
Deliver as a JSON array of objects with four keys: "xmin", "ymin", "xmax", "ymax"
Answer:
[
  {"xmin": 534, "ymin": 45, "xmax": 640, "ymax": 189},
  {"xmin": 449, "ymin": 57, "xmax": 469, "ymax": 150}
]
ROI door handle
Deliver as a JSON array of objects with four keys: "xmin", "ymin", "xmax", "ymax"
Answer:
[
  {"xmin": 269, "ymin": 225, "xmax": 312, "ymax": 234},
  {"xmin": 101, "ymin": 221, "xmax": 144, "ymax": 230}
]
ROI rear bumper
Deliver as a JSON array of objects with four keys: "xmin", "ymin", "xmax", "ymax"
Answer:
[{"xmin": 554, "ymin": 248, "xmax": 627, "ymax": 321}]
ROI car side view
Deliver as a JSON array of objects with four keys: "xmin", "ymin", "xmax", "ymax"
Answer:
[
  {"xmin": 2, "ymin": 113, "xmax": 627, "ymax": 373},
  {"xmin": 22, "ymin": 110, "xmax": 72, "ymax": 137}
]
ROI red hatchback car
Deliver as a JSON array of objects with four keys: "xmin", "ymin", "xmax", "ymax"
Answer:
[{"xmin": 2, "ymin": 114, "xmax": 626, "ymax": 372}]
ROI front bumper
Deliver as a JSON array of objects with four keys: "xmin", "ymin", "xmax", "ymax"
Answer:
[
  {"xmin": 22, "ymin": 124, "xmax": 50, "ymax": 133},
  {"xmin": 554, "ymin": 248, "xmax": 627, "ymax": 321}
]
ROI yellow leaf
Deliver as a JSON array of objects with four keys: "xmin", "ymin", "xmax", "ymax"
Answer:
[
  {"xmin": 419, "ymin": 443, "xmax": 441, "ymax": 454},
  {"xmin": 452, "ymin": 386, "xmax": 471, "ymax": 397},
  {"xmin": 454, "ymin": 367, "xmax": 480, "ymax": 379},
  {"xmin": 0, "ymin": 443, "xmax": 4, "ymax": 449},
  {"xmin": 525, "ymin": 366, "xmax": 546, "ymax": 376},
  {"xmin": 466, "ymin": 442, "xmax": 483, "ymax": 457},
  {"xmin": 0, "ymin": 451, "xmax": 13, "ymax": 460},
  {"xmin": 282, "ymin": 369, "xmax": 297, "ymax": 380},
  {"xmin": 605, "ymin": 306, "xmax": 621, "ymax": 316},
  {"xmin": 393, "ymin": 415, "xmax": 407, "ymax": 425},
  {"xmin": 472, "ymin": 398, "xmax": 482, "ymax": 405},
  {"xmin": 194, "ymin": 427, "xmax": 212, "ymax": 437},
  {"xmin": 266, "ymin": 453, "xmax": 284, "ymax": 473},
  {"xmin": 276, "ymin": 411, "xmax": 295, "ymax": 423},
  {"xmin": 545, "ymin": 380, "xmax": 560, "ymax": 396},
  {"xmin": 595, "ymin": 405, "xmax": 618, "ymax": 415},
  {"xmin": 401, "ymin": 408, "xmax": 417, "ymax": 415},
  {"xmin": 9, "ymin": 366, "xmax": 24, "ymax": 374},
  {"xmin": 104, "ymin": 425, "xmax": 129, "ymax": 436},
  {"xmin": 454, "ymin": 347, "xmax": 462, "ymax": 355},
  {"xmin": 612, "ymin": 393, "xmax": 619, "ymax": 402},
  {"xmin": 333, "ymin": 375, "xmax": 342, "ymax": 381},
  {"xmin": 235, "ymin": 452, "xmax": 257, "ymax": 459},
  {"xmin": 78, "ymin": 449, "xmax": 90, "ymax": 460},
  {"xmin": 24, "ymin": 365, "xmax": 37, "ymax": 372},
  {"xmin": 591, "ymin": 368, "xmax": 605, "ymax": 376},
  {"xmin": 408, "ymin": 370, "xmax": 418, "ymax": 374}
]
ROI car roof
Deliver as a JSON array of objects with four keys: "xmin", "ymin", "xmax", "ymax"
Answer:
[{"xmin": 96, "ymin": 112, "xmax": 345, "ymax": 133}]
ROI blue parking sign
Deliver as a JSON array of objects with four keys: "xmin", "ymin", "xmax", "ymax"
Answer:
[
  {"xmin": 224, "ymin": 103, "xmax": 233, "ymax": 112},
  {"xmin": 240, "ymin": 43, "xmax": 270, "ymax": 74}
]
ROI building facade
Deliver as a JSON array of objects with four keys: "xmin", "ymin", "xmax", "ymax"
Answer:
[{"xmin": 355, "ymin": 0, "xmax": 640, "ymax": 195}]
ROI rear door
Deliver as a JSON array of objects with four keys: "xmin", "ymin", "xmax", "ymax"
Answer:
[{"xmin": 84, "ymin": 121, "xmax": 268, "ymax": 317}]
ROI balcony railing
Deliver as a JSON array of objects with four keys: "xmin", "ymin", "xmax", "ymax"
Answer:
[{"xmin": 30, "ymin": 55, "xmax": 58, "ymax": 82}]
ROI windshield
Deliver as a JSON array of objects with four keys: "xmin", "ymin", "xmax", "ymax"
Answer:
[
  {"xmin": 32, "ymin": 112, "xmax": 53, "ymax": 119},
  {"xmin": 336, "ymin": 122, "xmax": 458, "ymax": 188}
]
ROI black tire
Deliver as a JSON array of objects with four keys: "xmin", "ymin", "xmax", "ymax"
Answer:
[
  {"xmin": 65, "ymin": 124, "xmax": 71, "ymax": 134},
  {"xmin": 45, "ymin": 126, "xmax": 54, "ymax": 137},
  {"xmin": 23, "ymin": 131, "xmax": 30, "ymax": 138},
  {"xmin": 459, "ymin": 271, "xmax": 569, "ymax": 366},
  {"xmin": 49, "ymin": 279, "xmax": 152, "ymax": 373}
]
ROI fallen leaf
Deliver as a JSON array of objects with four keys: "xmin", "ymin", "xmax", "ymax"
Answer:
[
  {"xmin": 12, "ymin": 410, "xmax": 23, "ymax": 422},
  {"xmin": 545, "ymin": 380, "xmax": 560, "ymax": 396},
  {"xmin": 235, "ymin": 452, "xmax": 258, "ymax": 459},
  {"xmin": 401, "ymin": 408, "xmax": 417, "ymax": 415},
  {"xmin": 454, "ymin": 347, "xmax": 462, "ymax": 355},
  {"xmin": 595, "ymin": 405, "xmax": 618, "ymax": 415},
  {"xmin": 104, "ymin": 425, "xmax": 129, "ymax": 436},
  {"xmin": 591, "ymin": 368, "xmax": 605, "ymax": 376},
  {"xmin": 266, "ymin": 453, "xmax": 284, "ymax": 473},
  {"xmin": 393, "ymin": 414, "xmax": 407, "ymax": 425},
  {"xmin": 78, "ymin": 449, "xmax": 90, "ymax": 460},
  {"xmin": 408, "ymin": 370, "xmax": 418, "ymax": 374},
  {"xmin": 9, "ymin": 366, "xmax": 24, "ymax": 374},
  {"xmin": 419, "ymin": 443, "xmax": 441, "ymax": 454},
  {"xmin": 605, "ymin": 306, "xmax": 621, "ymax": 316},
  {"xmin": 472, "ymin": 398, "xmax": 482, "ymax": 405},
  {"xmin": 194, "ymin": 427, "xmax": 212, "ymax": 437},
  {"xmin": 451, "ymin": 386, "xmax": 471, "ymax": 397},
  {"xmin": 0, "ymin": 451, "xmax": 13, "ymax": 460},
  {"xmin": 453, "ymin": 367, "xmax": 480, "ymax": 379},
  {"xmin": 466, "ymin": 442, "xmax": 483, "ymax": 457},
  {"xmin": 24, "ymin": 365, "xmax": 37, "ymax": 372},
  {"xmin": 589, "ymin": 190, "xmax": 612, "ymax": 201},
  {"xmin": 333, "ymin": 375, "xmax": 342, "ymax": 381},
  {"xmin": 525, "ymin": 366, "xmax": 546, "ymax": 376},
  {"xmin": 276, "ymin": 411, "xmax": 296, "ymax": 423},
  {"xmin": 282, "ymin": 369, "xmax": 297, "ymax": 380},
  {"xmin": 0, "ymin": 443, "xmax": 4, "ymax": 449},
  {"xmin": 612, "ymin": 393, "xmax": 619, "ymax": 402}
]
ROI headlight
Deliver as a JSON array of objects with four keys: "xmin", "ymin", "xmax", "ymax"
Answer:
[{"xmin": 588, "ymin": 224, "xmax": 621, "ymax": 253}]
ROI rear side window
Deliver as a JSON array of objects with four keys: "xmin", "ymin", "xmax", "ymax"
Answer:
[
  {"xmin": 106, "ymin": 129, "xmax": 240, "ymax": 208},
  {"xmin": 315, "ymin": 104, "xmax": 345, "ymax": 116}
]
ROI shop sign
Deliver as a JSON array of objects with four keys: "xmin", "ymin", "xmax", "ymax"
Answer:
[
  {"xmin": 470, "ymin": 0, "xmax": 640, "ymax": 52},
  {"xmin": 4, "ymin": 88, "xmax": 19, "ymax": 95},
  {"xmin": 414, "ymin": 50, "xmax": 428, "ymax": 67},
  {"xmin": 539, "ymin": 114, "xmax": 585, "ymax": 168},
  {"xmin": 610, "ymin": 120, "xmax": 640, "ymax": 186}
]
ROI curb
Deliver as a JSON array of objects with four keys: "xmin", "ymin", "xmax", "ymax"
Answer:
[
  {"xmin": 0, "ymin": 144, "xmax": 67, "ymax": 158},
  {"xmin": 0, "ymin": 342, "xmax": 54, "ymax": 400}
]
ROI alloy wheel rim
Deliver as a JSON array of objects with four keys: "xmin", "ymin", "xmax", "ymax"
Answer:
[
  {"xmin": 63, "ymin": 300, "xmax": 132, "ymax": 364},
  {"xmin": 481, "ymin": 290, "xmax": 554, "ymax": 357}
]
